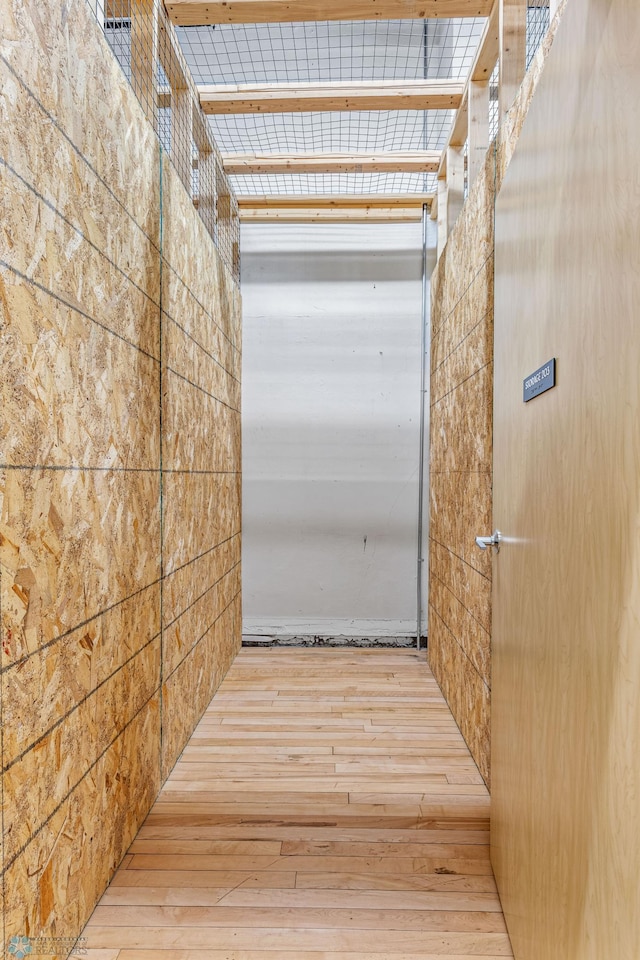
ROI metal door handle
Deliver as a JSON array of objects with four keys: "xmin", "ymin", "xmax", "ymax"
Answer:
[{"xmin": 475, "ymin": 530, "xmax": 502, "ymax": 552}]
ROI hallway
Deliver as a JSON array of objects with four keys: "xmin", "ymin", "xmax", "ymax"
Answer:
[{"xmin": 83, "ymin": 648, "xmax": 512, "ymax": 958}]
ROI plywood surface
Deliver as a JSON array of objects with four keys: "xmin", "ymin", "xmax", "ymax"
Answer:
[
  {"xmin": 82, "ymin": 649, "xmax": 512, "ymax": 959},
  {"xmin": 0, "ymin": 0, "xmax": 241, "ymax": 950},
  {"xmin": 428, "ymin": 146, "xmax": 495, "ymax": 786},
  {"xmin": 428, "ymin": 1, "xmax": 566, "ymax": 787},
  {"xmin": 491, "ymin": 0, "xmax": 640, "ymax": 956}
]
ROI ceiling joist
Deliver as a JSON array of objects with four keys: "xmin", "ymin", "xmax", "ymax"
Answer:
[
  {"xmin": 239, "ymin": 207, "xmax": 426, "ymax": 222},
  {"xmin": 198, "ymin": 80, "xmax": 465, "ymax": 114},
  {"xmin": 237, "ymin": 192, "xmax": 433, "ymax": 207},
  {"xmin": 166, "ymin": 0, "xmax": 493, "ymax": 26},
  {"xmin": 438, "ymin": 0, "xmax": 498, "ymax": 177},
  {"xmin": 223, "ymin": 151, "xmax": 441, "ymax": 174}
]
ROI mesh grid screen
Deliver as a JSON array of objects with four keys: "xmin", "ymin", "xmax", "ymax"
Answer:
[
  {"xmin": 88, "ymin": 0, "xmax": 240, "ymax": 281},
  {"xmin": 89, "ymin": 1, "xmax": 553, "ymax": 220},
  {"xmin": 176, "ymin": 18, "xmax": 484, "ymax": 197},
  {"xmin": 210, "ymin": 110, "xmax": 454, "ymax": 153},
  {"xmin": 176, "ymin": 19, "xmax": 484, "ymax": 84},
  {"xmin": 489, "ymin": 59, "xmax": 499, "ymax": 143},
  {"xmin": 527, "ymin": 3, "xmax": 550, "ymax": 70}
]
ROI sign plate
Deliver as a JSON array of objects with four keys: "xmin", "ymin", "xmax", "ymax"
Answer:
[{"xmin": 523, "ymin": 358, "xmax": 556, "ymax": 402}]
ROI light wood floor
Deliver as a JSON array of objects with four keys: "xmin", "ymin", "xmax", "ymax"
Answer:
[{"xmin": 83, "ymin": 648, "xmax": 512, "ymax": 959}]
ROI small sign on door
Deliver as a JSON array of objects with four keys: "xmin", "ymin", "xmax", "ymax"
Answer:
[{"xmin": 523, "ymin": 358, "xmax": 556, "ymax": 402}]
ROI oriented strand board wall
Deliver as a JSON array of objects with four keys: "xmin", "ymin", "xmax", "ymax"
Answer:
[
  {"xmin": 0, "ymin": 0, "xmax": 241, "ymax": 949},
  {"xmin": 429, "ymin": 147, "xmax": 495, "ymax": 786},
  {"xmin": 160, "ymin": 161, "xmax": 242, "ymax": 778},
  {"xmin": 428, "ymin": 9, "xmax": 564, "ymax": 786}
]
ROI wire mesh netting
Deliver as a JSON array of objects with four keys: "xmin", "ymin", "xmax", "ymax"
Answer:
[
  {"xmin": 526, "ymin": 2, "xmax": 550, "ymax": 70},
  {"xmin": 176, "ymin": 19, "xmax": 485, "ymax": 84},
  {"xmin": 228, "ymin": 172, "xmax": 439, "ymax": 195},
  {"xmin": 86, "ymin": 0, "xmax": 240, "ymax": 280},
  {"xmin": 489, "ymin": 59, "xmax": 500, "ymax": 143},
  {"xmin": 86, "ymin": 0, "xmax": 554, "ymax": 224},
  {"xmin": 176, "ymin": 18, "xmax": 485, "ymax": 198},
  {"xmin": 488, "ymin": 3, "xmax": 549, "ymax": 143},
  {"xmin": 210, "ymin": 109, "xmax": 454, "ymax": 154}
]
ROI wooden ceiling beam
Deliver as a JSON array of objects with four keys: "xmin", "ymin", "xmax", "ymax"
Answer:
[
  {"xmin": 438, "ymin": 0, "xmax": 499, "ymax": 177},
  {"xmin": 239, "ymin": 207, "xmax": 426, "ymax": 222},
  {"xmin": 472, "ymin": 0, "xmax": 500, "ymax": 81},
  {"xmin": 198, "ymin": 80, "xmax": 464, "ymax": 114},
  {"xmin": 236, "ymin": 193, "xmax": 433, "ymax": 208},
  {"xmin": 166, "ymin": 0, "xmax": 494, "ymax": 26},
  {"xmin": 222, "ymin": 151, "xmax": 441, "ymax": 174}
]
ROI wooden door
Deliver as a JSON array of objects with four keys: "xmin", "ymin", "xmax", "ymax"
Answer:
[{"xmin": 491, "ymin": 1, "xmax": 640, "ymax": 958}]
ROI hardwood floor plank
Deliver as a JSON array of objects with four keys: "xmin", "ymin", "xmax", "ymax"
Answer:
[
  {"xmin": 84, "ymin": 926, "xmax": 514, "ymax": 953},
  {"xmin": 216, "ymin": 887, "xmax": 503, "ymax": 912},
  {"xmin": 128, "ymin": 839, "xmax": 283, "ymax": 855},
  {"xmin": 127, "ymin": 853, "xmax": 495, "ymax": 875},
  {"xmin": 115, "ymin": 953, "xmax": 511, "ymax": 960},
  {"xmin": 293, "ymin": 871, "xmax": 498, "ymax": 893},
  {"xmin": 278, "ymin": 840, "xmax": 491, "ymax": 858},
  {"xmin": 89, "ymin": 904, "xmax": 508, "ymax": 932},
  {"xmin": 80, "ymin": 650, "xmax": 511, "ymax": 958},
  {"xmin": 110, "ymin": 870, "xmax": 297, "ymax": 888},
  {"xmin": 136, "ymin": 825, "xmax": 489, "ymax": 843}
]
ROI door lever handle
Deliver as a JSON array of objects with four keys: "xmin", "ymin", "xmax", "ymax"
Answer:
[{"xmin": 475, "ymin": 530, "xmax": 502, "ymax": 552}]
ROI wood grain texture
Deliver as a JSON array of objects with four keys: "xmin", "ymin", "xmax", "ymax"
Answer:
[
  {"xmin": 83, "ymin": 650, "xmax": 512, "ymax": 959},
  {"xmin": 491, "ymin": 0, "xmax": 640, "ymax": 956},
  {"xmin": 167, "ymin": 0, "xmax": 494, "ymax": 25},
  {"xmin": 223, "ymin": 152, "xmax": 441, "ymax": 174},
  {"xmin": 428, "ymin": 0, "xmax": 565, "ymax": 787},
  {"xmin": 0, "ymin": 0, "xmax": 241, "ymax": 948},
  {"xmin": 198, "ymin": 80, "xmax": 464, "ymax": 114}
]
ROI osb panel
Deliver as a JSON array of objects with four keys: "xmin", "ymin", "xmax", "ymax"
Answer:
[
  {"xmin": 430, "ymin": 538, "xmax": 491, "ymax": 635},
  {"xmin": 3, "ymin": 696, "xmax": 160, "ymax": 945},
  {"xmin": 429, "ymin": 128, "xmax": 496, "ymax": 789},
  {"xmin": 0, "ymin": 467, "xmax": 161, "ymax": 665},
  {"xmin": 431, "ymin": 256, "xmax": 494, "ymax": 377},
  {"xmin": 161, "ymin": 268, "xmax": 241, "ymax": 388},
  {"xmin": 163, "ymin": 315, "xmax": 241, "ymax": 415},
  {"xmin": 430, "ymin": 571, "xmax": 490, "ymax": 684},
  {"xmin": 162, "ymin": 368, "xmax": 240, "ymax": 474},
  {"xmin": 3, "ymin": 638, "xmax": 160, "ymax": 865},
  {"xmin": 446, "ymin": 145, "xmax": 496, "ymax": 299},
  {"xmin": 0, "ymin": 0, "xmax": 242, "ymax": 947},
  {"xmin": 430, "ymin": 364, "xmax": 493, "ymax": 474},
  {"xmin": 162, "ymin": 532, "xmax": 241, "ymax": 629},
  {"xmin": 162, "ymin": 161, "xmax": 241, "ymax": 353},
  {"xmin": 428, "ymin": 608, "xmax": 491, "ymax": 786},
  {"xmin": 428, "ymin": 0, "xmax": 563, "ymax": 786},
  {"xmin": 0, "ymin": 56, "xmax": 161, "ymax": 310},
  {"xmin": 2, "ymin": 583, "xmax": 160, "ymax": 766},
  {"xmin": 161, "ymin": 594, "xmax": 241, "ymax": 779},
  {"xmin": 431, "ymin": 149, "xmax": 496, "ymax": 330},
  {"xmin": 460, "ymin": 467, "xmax": 493, "ymax": 577},
  {"xmin": 0, "ymin": 274, "xmax": 160, "ymax": 471},
  {"xmin": 0, "ymin": 162, "xmax": 160, "ymax": 360},
  {"xmin": 0, "ymin": 0, "xmax": 161, "ymax": 239},
  {"xmin": 162, "ymin": 562, "xmax": 241, "ymax": 679},
  {"xmin": 162, "ymin": 473, "xmax": 241, "ymax": 577},
  {"xmin": 431, "ymin": 314, "xmax": 493, "ymax": 406}
]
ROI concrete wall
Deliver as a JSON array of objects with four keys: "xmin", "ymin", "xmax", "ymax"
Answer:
[
  {"xmin": 0, "ymin": 0, "xmax": 241, "ymax": 947},
  {"xmin": 241, "ymin": 222, "xmax": 426, "ymax": 642}
]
